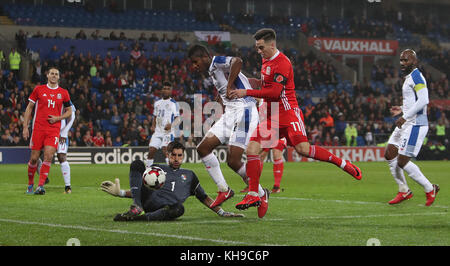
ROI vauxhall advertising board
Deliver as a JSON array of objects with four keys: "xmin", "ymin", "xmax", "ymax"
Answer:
[{"xmin": 308, "ymin": 37, "xmax": 399, "ymax": 56}]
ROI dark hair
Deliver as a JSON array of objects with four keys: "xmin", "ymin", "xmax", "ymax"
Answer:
[
  {"xmin": 163, "ymin": 81, "xmax": 172, "ymax": 87},
  {"xmin": 253, "ymin": 28, "xmax": 276, "ymax": 42},
  {"xmin": 167, "ymin": 140, "xmax": 185, "ymax": 153},
  {"xmin": 187, "ymin": 44, "xmax": 210, "ymax": 58}
]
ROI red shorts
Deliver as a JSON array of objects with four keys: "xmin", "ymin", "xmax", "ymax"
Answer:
[
  {"xmin": 30, "ymin": 128, "xmax": 59, "ymax": 150},
  {"xmin": 251, "ymin": 108, "xmax": 308, "ymax": 148},
  {"xmin": 262, "ymin": 138, "xmax": 287, "ymax": 152}
]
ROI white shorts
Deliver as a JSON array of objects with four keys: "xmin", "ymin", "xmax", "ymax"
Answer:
[
  {"xmin": 388, "ymin": 123, "xmax": 428, "ymax": 157},
  {"xmin": 149, "ymin": 131, "xmax": 174, "ymax": 149},
  {"xmin": 57, "ymin": 137, "xmax": 69, "ymax": 154},
  {"xmin": 208, "ymin": 103, "xmax": 259, "ymax": 150}
]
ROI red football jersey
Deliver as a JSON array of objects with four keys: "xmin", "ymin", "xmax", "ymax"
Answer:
[
  {"xmin": 246, "ymin": 50, "xmax": 299, "ymax": 125},
  {"xmin": 28, "ymin": 84, "xmax": 71, "ymax": 132}
]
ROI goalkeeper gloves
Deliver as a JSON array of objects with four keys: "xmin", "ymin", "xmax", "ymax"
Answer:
[
  {"xmin": 100, "ymin": 178, "xmax": 126, "ymax": 197},
  {"xmin": 217, "ymin": 208, "xmax": 245, "ymax": 218}
]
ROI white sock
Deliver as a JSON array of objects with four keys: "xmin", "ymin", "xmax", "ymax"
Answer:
[
  {"xmin": 237, "ymin": 164, "xmax": 248, "ymax": 184},
  {"xmin": 60, "ymin": 161, "xmax": 71, "ymax": 186},
  {"xmin": 237, "ymin": 164, "xmax": 265, "ymax": 198},
  {"xmin": 145, "ymin": 159, "xmax": 154, "ymax": 168},
  {"xmin": 402, "ymin": 161, "xmax": 433, "ymax": 193},
  {"xmin": 202, "ymin": 153, "xmax": 228, "ymax": 192},
  {"xmin": 387, "ymin": 157, "xmax": 409, "ymax": 192}
]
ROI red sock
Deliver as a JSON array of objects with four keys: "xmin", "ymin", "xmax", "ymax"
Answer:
[
  {"xmin": 27, "ymin": 162, "xmax": 37, "ymax": 186},
  {"xmin": 246, "ymin": 155, "xmax": 261, "ymax": 193},
  {"xmin": 38, "ymin": 161, "xmax": 51, "ymax": 186},
  {"xmin": 308, "ymin": 145, "xmax": 343, "ymax": 167},
  {"xmin": 273, "ymin": 159, "xmax": 283, "ymax": 187}
]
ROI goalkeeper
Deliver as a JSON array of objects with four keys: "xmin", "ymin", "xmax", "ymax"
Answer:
[{"xmin": 101, "ymin": 141, "xmax": 244, "ymax": 221}]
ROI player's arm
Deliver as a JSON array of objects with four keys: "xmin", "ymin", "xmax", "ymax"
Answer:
[
  {"xmin": 396, "ymin": 84, "xmax": 429, "ymax": 129},
  {"xmin": 60, "ymin": 105, "xmax": 75, "ymax": 143},
  {"xmin": 150, "ymin": 116, "xmax": 156, "ymax": 133},
  {"xmin": 48, "ymin": 103, "xmax": 72, "ymax": 124},
  {"xmin": 248, "ymin": 78, "xmax": 262, "ymax": 89},
  {"xmin": 22, "ymin": 100, "xmax": 35, "ymax": 140},
  {"xmin": 225, "ymin": 57, "xmax": 243, "ymax": 99},
  {"xmin": 100, "ymin": 178, "xmax": 131, "ymax": 198}
]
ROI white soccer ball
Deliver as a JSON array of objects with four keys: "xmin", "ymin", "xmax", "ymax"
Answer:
[{"xmin": 143, "ymin": 166, "xmax": 166, "ymax": 189}]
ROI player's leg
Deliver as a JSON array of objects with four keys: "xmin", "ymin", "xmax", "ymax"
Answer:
[
  {"xmin": 198, "ymin": 126, "xmax": 230, "ymax": 192},
  {"xmin": 236, "ymin": 140, "xmax": 263, "ymax": 210},
  {"xmin": 161, "ymin": 133, "xmax": 173, "ymax": 164},
  {"xmin": 27, "ymin": 130, "xmax": 45, "ymax": 193},
  {"xmin": 385, "ymin": 134, "xmax": 412, "ymax": 204},
  {"xmin": 287, "ymin": 108, "xmax": 361, "ymax": 179},
  {"xmin": 57, "ymin": 153, "xmax": 72, "ymax": 193},
  {"xmin": 272, "ymin": 148, "xmax": 284, "ymax": 193},
  {"xmin": 114, "ymin": 203, "xmax": 185, "ymax": 222},
  {"xmin": 57, "ymin": 137, "xmax": 71, "ymax": 193},
  {"xmin": 198, "ymin": 132, "xmax": 234, "ymax": 207},
  {"xmin": 397, "ymin": 125, "xmax": 439, "ymax": 206},
  {"xmin": 128, "ymin": 159, "xmax": 147, "ymax": 210},
  {"xmin": 294, "ymin": 141, "xmax": 361, "ymax": 180},
  {"xmin": 228, "ymin": 145, "xmax": 266, "ymax": 196},
  {"xmin": 145, "ymin": 134, "xmax": 162, "ymax": 168},
  {"xmin": 27, "ymin": 149, "xmax": 41, "ymax": 194},
  {"xmin": 35, "ymin": 144, "xmax": 57, "ymax": 195}
]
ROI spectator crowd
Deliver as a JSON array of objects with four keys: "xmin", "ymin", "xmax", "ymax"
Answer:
[{"xmin": 0, "ymin": 25, "xmax": 448, "ymax": 160}]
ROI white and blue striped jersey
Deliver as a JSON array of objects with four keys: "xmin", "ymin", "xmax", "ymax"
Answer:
[
  {"xmin": 153, "ymin": 98, "xmax": 179, "ymax": 134},
  {"xmin": 208, "ymin": 56, "xmax": 256, "ymax": 107},
  {"xmin": 60, "ymin": 103, "xmax": 76, "ymax": 138},
  {"xmin": 401, "ymin": 68, "xmax": 429, "ymax": 126}
]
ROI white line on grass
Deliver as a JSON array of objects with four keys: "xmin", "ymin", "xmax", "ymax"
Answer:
[
  {"xmin": 272, "ymin": 196, "xmax": 449, "ymax": 209},
  {"xmin": 263, "ymin": 211, "xmax": 448, "ymax": 222},
  {"xmin": 0, "ymin": 218, "xmax": 279, "ymax": 246}
]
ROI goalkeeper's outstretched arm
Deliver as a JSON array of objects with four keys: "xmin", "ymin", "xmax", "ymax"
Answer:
[{"xmin": 100, "ymin": 178, "xmax": 132, "ymax": 198}]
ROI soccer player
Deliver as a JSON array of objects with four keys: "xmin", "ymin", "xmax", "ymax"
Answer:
[
  {"xmin": 37, "ymin": 102, "xmax": 76, "ymax": 193},
  {"xmin": 23, "ymin": 67, "xmax": 73, "ymax": 195},
  {"xmin": 229, "ymin": 28, "xmax": 362, "ymax": 215},
  {"xmin": 101, "ymin": 141, "xmax": 244, "ymax": 221},
  {"xmin": 145, "ymin": 81, "xmax": 180, "ymax": 167},
  {"xmin": 384, "ymin": 49, "xmax": 439, "ymax": 206},
  {"xmin": 187, "ymin": 44, "xmax": 268, "ymax": 210}
]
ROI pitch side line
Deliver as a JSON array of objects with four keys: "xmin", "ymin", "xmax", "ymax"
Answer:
[{"xmin": 0, "ymin": 218, "xmax": 279, "ymax": 246}]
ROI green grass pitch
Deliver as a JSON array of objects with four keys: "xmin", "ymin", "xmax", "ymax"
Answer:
[{"xmin": 0, "ymin": 161, "xmax": 449, "ymax": 246}]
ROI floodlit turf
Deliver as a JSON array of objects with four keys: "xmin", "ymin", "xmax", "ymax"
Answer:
[{"xmin": 0, "ymin": 161, "xmax": 449, "ymax": 246}]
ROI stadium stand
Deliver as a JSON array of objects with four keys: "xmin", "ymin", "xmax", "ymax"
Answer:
[{"xmin": 0, "ymin": 1, "xmax": 448, "ymax": 159}]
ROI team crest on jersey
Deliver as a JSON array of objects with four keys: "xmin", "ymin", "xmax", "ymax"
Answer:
[
  {"xmin": 265, "ymin": 66, "xmax": 271, "ymax": 75},
  {"xmin": 57, "ymin": 93, "xmax": 62, "ymax": 99},
  {"xmin": 180, "ymin": 174, "xmax": 187, "ymax": 181}
]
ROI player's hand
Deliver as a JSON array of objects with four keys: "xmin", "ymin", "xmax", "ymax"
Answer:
[
  {"xmin": 217, "ymin": 209, "xmax": 245, "ymax": 218},
  {"xmin": 395, "ymin": 117, "xmax": 406, "ymax": 129},
  {"xmin": 23, "ymin": 128, "xmax": 29, "ymax": 140},
  {"xmin": 390, "ymin": 106, "xmax": 402, "ymax": 116},
  {"xmin": 47, "ymin": 115, "xmax": 59, "ymax": 124},
  {"xmin": 228, "ymin": 89, "xmax": 247, "ymax": 99},
  {"xmin": 100, "ymin": 178, "xmax": 122, "ymax": 197},
  {"xmin": 164, "ymin": 123, "xmax": 171, "ymax": 131}
]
